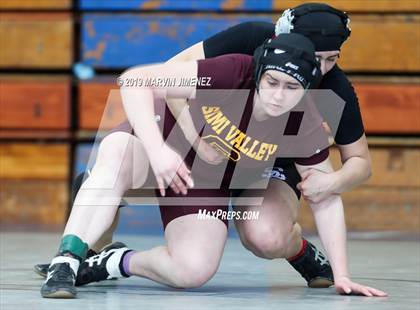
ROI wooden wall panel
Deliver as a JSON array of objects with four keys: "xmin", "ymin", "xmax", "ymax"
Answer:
[
  {"xmin": 0, "ymin": 13, "xmax": 73, "ymax": 68},
  {"xmin": 0, "ymin": 0, "xmax": 71, "ymax": 10},
  {"xmin": 318, "ymin": 145, "xmax": 420, "ymax": 231},
  {"xmin": 0, "ymin": 143, "xmax": 69, "ymax": 226},
  {"xmin": 0, "ymin": 76, "xmax": 71, "ymax": 130},
  {"xmin": 298, "ymin": 187, "xmax": 419, "ymax": 231},
  {"xmin": 0, "ymin": 180, "xmax": 67, "ymax": 226},
  {"xmin": 330, "ymin": 147, "xmax": 420, "ymax": 188},
  {"xmin": 274, "ymin": 1, "xmax": 420, "ymax": 12},
  {"xmin": 354, "ymin": 82, "xmax": 420, "ymax": 134},
  {"xmin": 0, "ymin": 143, "xmax": 69, "ymax": 180},
  {"xmin": 79, "ymin": 79, "xmax": 419, "ymax": 135},
  {"xmin": 79, "ymin": 80, "xmax": 126, "ymax": 130},
  {"xmin": 339, "ymin": 15, "xmax": 420, "ymax": 72}
]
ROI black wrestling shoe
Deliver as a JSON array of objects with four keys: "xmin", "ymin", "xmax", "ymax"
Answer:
[
  {"xmin": 34, "ymin": 249, "xmax": 97, "ymax": 278},
  {"xmin": 41, "ymin": 262, "xmax": 77, "ymax": 298},
  {"xmin": 76, "ymin": 242, "xmax": 130, "ymax": 286},
  {"xmin": 288, "ymin": 239, "xmax": 334, "ymax": 288},
  {"xmin": 34, "ymin": 264, "xmax": 50, "ymax": 278}
]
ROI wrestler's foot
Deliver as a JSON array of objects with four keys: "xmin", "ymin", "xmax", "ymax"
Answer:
[
  {"xmin": 288, "ymin": 239, "xmax": 334, "ymax": 288},
  {"xmin": 41, "ymin": 262, "xmax": 77, "ymax": 298},
  {"xmin": 34, "ymin": 249, "xmax": 98, "ymax": 278},
  {"xmin": 76, "ymin": 243, "xmax": 131, "ymax": 286}
]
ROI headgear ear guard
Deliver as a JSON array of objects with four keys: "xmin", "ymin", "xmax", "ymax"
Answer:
[
  {"xmin": 275, "ymin": 3, "xmax": 351, "ymax": 49},
  {"xmin": 253, "ymin": 35, "xmax": 322, "ymax": 90}
]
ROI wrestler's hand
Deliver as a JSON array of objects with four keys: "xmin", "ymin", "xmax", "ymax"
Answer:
[
  {"xmin": 148, "ymin": 143, "xmax": 194, "ymax": 196},
  {"xmin": 297, "ymin": 169, "xmax": 338, "ymax": 204},
  {"xmin": 334, "ymin": 276, "xmax": 388, "ymax": 297},
  {"xmin": 192, "ymin": 137, "xmax": 225, "ymax": 165}
]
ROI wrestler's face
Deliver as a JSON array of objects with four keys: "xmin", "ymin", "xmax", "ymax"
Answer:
[
  {"xmin": 255, "ymin": 70, "xmax": 304, "ymax": 119},
  {"xmin": 315, "ymin": 50, "xmax": 340, "ymax": 75}
]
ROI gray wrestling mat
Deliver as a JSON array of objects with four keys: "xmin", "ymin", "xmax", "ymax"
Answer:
[{"xmin": 1, "ymin": 232, "xmax": 419, "ymax": 310}]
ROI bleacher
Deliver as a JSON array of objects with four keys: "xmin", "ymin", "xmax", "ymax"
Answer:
[{"xmin": 0, "ymin": 0, "xmax": 418, "ymax": 232}]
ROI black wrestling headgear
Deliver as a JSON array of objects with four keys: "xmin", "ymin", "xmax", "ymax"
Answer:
[
  {"xmin": 275, "ymin": 3, "xmax": 351, "ymax": 51},
  {"xmin": 253, "ymin": 33, "xmax": 322, "ymax": 89}
]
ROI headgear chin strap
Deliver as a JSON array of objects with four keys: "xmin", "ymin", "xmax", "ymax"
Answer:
[
  {"xmin": 275, "ymin": 3, "xmax": 351, "ymax": 51},
  {"xmin": 253, "ymin": 34, "xmax": 322, "ymax": 90}
]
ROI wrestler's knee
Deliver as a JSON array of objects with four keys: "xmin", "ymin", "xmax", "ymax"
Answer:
[{"xmin": 171, "ymin": 252, "xmax": 219, "ymax": 288}]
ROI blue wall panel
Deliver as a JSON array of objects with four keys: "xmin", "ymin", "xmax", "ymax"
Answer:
[
  {"xmin": 74, "ymin": 142, "xmax": 97, "ymax": 177},
  {"xmin": 81, "ymin": 14, "xmax": 272, "ymax": 68},
  {"xmin": 80, "ymin": 0, "xmax": 275, "ymax": 11}
]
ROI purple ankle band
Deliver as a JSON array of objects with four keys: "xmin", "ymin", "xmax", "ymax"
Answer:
[{"xmin": 122, "ymin": 250, "xmax": 135, "ymax": 276}]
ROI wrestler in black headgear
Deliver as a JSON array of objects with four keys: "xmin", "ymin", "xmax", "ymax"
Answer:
[
  {"xmin": 275, "ymin": 3, "xmax": 351, "ymax": 51},
  {"xmin": 253, "ymin": 33, "xmax": 322, "ymax": 90}
]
